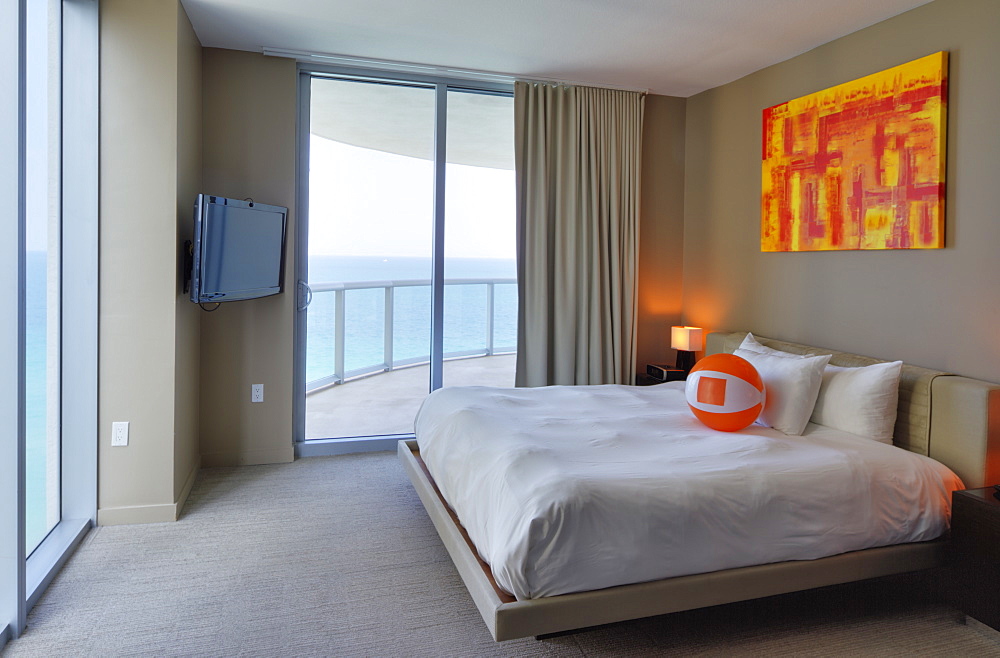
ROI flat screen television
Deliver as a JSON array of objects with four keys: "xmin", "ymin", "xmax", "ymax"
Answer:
[{"xmin": 189, "ymin": 194, "xmax": 288, "ymax": 304}]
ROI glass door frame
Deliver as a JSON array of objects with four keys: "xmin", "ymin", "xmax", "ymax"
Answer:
[
  {"xmin": 292, "ymin": 65, "xmax": 512, "ymax": 455},
  {"xmin": 1, "ymin": 0, "xmax": 27, "ymax": 643},
  {"xmin": 1, "ymin": 0, "xmax": 98, "ymax": 645}
]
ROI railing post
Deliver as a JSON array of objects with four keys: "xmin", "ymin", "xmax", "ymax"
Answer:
[
  {"xmin": 334, "ymin": 289, "xmax": 345, "ymax": 384},
  {"xmin": 384, "ymin": 285, "xmax": 394, "ymax": 371},
  {"xmin": 486, "ymin": 282, "xmax": 495, "ymax": 356}
]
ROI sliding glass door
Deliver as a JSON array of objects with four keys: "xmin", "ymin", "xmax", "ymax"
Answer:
[
  {"xmin": 297, "ymin": 72, "xmax": 515, "ymax": 443},
  {"xmin": 443, "ymin": 90, "xmax": 516, "ymax": 388},
  {"xmin": 304, "ymin": 78, "xmax": 437, "ymax": 439}
]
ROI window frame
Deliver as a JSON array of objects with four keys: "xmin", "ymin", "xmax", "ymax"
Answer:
[
  {"xmin": 1, "ymin": 0, "xmax": 28, "ymax": 645},
  {"xmin": 26, "ymin": 0, "xmax": 98, "ymax": 610},
  {"xmin": 1, "ymin": 0, "xmax": 97, "ymax": 644}
]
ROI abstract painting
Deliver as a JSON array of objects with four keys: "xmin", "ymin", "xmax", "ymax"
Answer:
[{"xmin": 761, "ymin": 52, "xmax": 947, "ymax": 251}]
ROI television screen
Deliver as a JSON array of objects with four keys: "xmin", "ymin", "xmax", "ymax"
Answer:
[{"xmin": 189, "ymin": 194, "xmax": 288, "ymax": 304}]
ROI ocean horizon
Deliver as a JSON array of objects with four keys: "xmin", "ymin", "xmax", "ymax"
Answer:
[{"xmin": 306, "ymin": 254, "xmax": 517, "ymax": 383}]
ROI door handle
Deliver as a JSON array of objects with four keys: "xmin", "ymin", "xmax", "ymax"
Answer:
[{"xmin": 297, "ymin": 281, "xmax": 313, "ymax": 311}]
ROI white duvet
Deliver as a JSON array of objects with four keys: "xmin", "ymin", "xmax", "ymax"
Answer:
[{"xmin": 415, "ymin": 382, "xmax": 962, "ymax": 601}]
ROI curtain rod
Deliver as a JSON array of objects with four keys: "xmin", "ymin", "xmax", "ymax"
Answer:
[{"xmin": 261, "ymin": 48, "xmax": 648, "ymax": 94}]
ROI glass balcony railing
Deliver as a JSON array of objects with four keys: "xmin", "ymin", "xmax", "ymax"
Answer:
[{"xmin": 306, "ymin": 277, "xmax": 517, "ymax": 393}]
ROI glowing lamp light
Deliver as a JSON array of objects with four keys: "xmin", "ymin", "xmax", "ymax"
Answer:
[
  {"xmin": 685, "ymin": 353, "xmax": 765, "ymax": 432},
  {"xmin": 671, "ymin": 326, "xmax": 704, "ymax": 373}
]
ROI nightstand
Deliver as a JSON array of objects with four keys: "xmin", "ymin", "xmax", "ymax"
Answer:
[{"xmin": 950, "ymin": 487, "xmax": 1000, "ymax": 632}]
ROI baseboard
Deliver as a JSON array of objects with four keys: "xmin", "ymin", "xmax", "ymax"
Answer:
[
  {"xmin": 98, "ymin": 457, "xmax": 205, "ymax": 526},
  {"xmin": 174, "ymin": 456, "xmax": 200, "ymax": 519},
  {"xmin": 200, "ymin": 445, "xmax": 294, "ymax": 467},
  {"xmin": 295, "ymin": 436, "xmax": 406, "ymax": 458},
  {"xmin": 97, "ymin": 503, "xmax": 178, "ymax": 526},
  {"xmin": 964, "ymin": 616, "xmax": 1000, "ymax": 644},
  {"xmin": 1, "ymin": 623, "xmax": 11, "ymax": 650}
]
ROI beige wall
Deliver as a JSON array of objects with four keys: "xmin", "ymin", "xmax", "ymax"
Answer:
[
  {"xmin": 174, "ymin": 6, "xmax": 203, "ymax": 502},
  {"xmin": 683, "ymin": 0, "xmax": 1000, "ymax": 382},
  {"xmin": 636, "ymin": 94, "xmax": 686, "ymax": 371},
  {"xmin": 99, "ymin": 0, "xmax": 202, "ymax": 524},
  {"xmin": 99, "ymin": 7, "xmax": 293, "ymax": 519},
  {"xmin": 199, "ymin": 49, "xmax": 297, "ymax": 466}
]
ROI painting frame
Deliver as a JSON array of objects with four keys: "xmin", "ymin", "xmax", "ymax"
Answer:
[{"xmin": 761, "ymin": 51, "xmax": 948, "ymax": 252}]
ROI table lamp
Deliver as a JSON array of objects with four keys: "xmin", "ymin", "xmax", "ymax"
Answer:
[{"xmin": 671, "ymin": 326, "xmax": 704, "ymax": 374}]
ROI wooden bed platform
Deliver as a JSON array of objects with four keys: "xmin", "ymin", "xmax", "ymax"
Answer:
[{"xmin": 400, "ymin": 332, "xmax": 1000, "ymax": 641}]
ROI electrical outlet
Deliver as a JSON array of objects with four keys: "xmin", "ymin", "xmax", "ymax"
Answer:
[
  {"xmin": 111, "ymin": 421, "xmax": 129, "ymax": 447},
  {"xmin": 251, "ymin": 384, "xmax": 264, "ymax": 403}
]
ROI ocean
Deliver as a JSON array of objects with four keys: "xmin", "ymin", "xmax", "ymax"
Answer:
[
  {"xmin": 305, "ymin": 254, "xmax": 518, "ymax": 383},
  {"xmin": 26, "ymin": 250, "xmax": 51, "ymax": 552}
]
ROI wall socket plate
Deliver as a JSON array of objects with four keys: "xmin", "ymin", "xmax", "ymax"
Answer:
[
  {"xmin": 111, "ymin": 421, "xmax": 129, "ymax": 447},
  {"xmin": 251, "ymin": 384, "xmax": 264, "ymax": 403}
]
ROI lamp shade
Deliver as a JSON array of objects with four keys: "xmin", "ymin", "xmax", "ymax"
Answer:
[{"xmin": 671, "ymin": 326, "xmax": 704, "ymax": 352}]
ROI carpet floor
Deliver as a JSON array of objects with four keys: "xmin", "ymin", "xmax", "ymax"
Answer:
[{"xmin": 3, "ymin": 452, "xmax": 999, "ymax": 656}]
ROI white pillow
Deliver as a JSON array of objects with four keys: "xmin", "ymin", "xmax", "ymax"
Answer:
[
  {"xmin": 733, "ymin": 348, "xmax": 831, "ymax": 436},
  {"xmin": 739, "ymin": 332, "xmax": 796, "ymax": 357},
  {"xmin": 811, "ymin": 361, "xmax": 903, "ymax": 444}
]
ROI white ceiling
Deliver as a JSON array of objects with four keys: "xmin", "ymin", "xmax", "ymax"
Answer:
[{"xmin": 181, "ymin": 0, "xmax": 934, "ymax": 97}]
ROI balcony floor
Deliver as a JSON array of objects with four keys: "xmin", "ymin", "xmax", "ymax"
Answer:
[{"xmin": 305, "ymin": 353, "xmax": 516, "ymax": 439}]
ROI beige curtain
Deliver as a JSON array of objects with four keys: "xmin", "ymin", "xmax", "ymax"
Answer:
[{"xmin": 514, "ymin": 82, "xmax": 644, "ymax": 387}]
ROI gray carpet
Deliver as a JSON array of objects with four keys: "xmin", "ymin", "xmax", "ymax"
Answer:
[{"xmin": 4, "ymin": 452, "xmax": 1000, "ymax": 657}]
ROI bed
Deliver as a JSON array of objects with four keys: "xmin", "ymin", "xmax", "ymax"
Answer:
[{"xmin": 399, "ymin": 331, "xmax": 1000, "ymax": 641}]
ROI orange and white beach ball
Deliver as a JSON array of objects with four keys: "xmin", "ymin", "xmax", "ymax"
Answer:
[{"xmin": 685, "ymin": 353, "xmax": 765, "ymax": 432}]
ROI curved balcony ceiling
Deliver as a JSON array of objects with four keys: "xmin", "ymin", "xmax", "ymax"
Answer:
[
  {"xmin": 183, "ymin": 0, "xmax": 935, "ymax": 98},
  {"xmin": 311, "ymin": 82, "xmax": 514, "ymax": 170}
]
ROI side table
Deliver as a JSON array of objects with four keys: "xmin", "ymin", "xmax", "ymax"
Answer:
[{"xmin": 950, "ymin": 486, "xmax": 1000, "ymax": 632}]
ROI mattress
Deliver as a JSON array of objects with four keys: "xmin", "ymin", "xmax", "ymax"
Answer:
[{"xmin": 414, "ymin": 381, "xmax": 963, "ymax": 601}]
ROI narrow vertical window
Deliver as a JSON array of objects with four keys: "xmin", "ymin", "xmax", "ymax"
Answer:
[{"xmin": 24, "ymin": 0, "xmax": 61, "ymax": 555}]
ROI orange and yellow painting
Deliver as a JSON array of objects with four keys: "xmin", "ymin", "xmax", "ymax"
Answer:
[{"xmin": 761, "ymin": 52, "xmax": 947, "ymax": 251}]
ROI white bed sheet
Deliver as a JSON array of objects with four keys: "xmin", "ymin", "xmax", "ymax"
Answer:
[{"xmin": 415, "ymin": 382, "xmax": 962, "ymax": 601}]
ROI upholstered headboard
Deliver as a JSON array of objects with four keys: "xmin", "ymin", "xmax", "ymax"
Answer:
[{"xmin": 706, "ymin": 331, "xmax": 1000, "ymax": 489}]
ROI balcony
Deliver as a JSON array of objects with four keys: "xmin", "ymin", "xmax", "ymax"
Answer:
[
  {"xmin": 306, "ymin": 354, "xmax": 515, "ymax": 438},
  {"xmin": 305, "ymin": 277, "xmax": 517, "ymax": 439}
]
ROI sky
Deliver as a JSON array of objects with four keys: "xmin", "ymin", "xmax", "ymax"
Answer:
[
  {"xmin": 24, "ymin": 0, "xmax": 57, "ymax": 254},
  {"xmin": 308, "ymin": 135, "xmax": 516, "ymax": 260}
]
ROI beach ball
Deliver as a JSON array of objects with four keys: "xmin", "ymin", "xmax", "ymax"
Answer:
[{"xmin": 685, "ymin": 353, "xmax": 765, "ymax": 432}]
